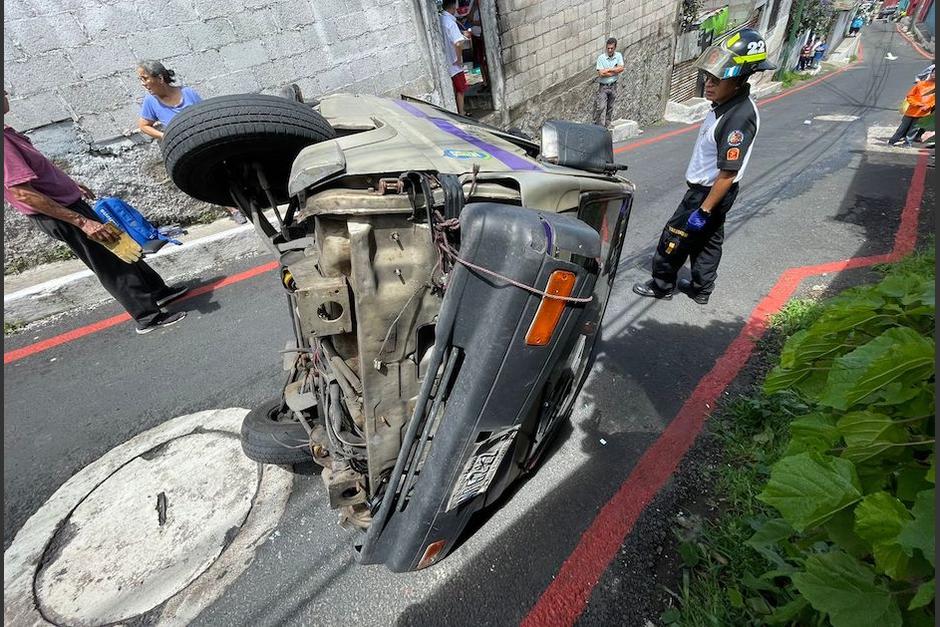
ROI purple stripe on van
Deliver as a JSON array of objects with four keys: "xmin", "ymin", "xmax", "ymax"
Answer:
[{"xmin": 395, "ymin": 100, "xmax": 540, "ymax": 171}]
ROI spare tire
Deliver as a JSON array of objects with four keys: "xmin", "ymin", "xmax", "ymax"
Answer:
[
  {"xmin": 240, "ymin": 397, "xmax": 314, "ymax": 465},
  {"xmin": 162, "ymin": 94, "xmax": 335, "ymax": 206}
]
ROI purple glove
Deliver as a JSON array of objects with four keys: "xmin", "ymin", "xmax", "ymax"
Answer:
[{"xmin": 686, "ymin": 208, "xmax": 710, "ymax": 232}]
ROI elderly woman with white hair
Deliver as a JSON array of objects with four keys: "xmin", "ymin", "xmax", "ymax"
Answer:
[{"xmin": 135, "ymin": 60, "xmax": 247, "ymax": 223}]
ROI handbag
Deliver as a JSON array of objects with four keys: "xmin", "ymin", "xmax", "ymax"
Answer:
[{"xmin": 900, "ymin": 99, "xmax": 910, "ymax": 115}]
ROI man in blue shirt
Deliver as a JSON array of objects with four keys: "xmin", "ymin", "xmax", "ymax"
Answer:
[
  {"xmin": 594, "ymin": 37, "xmax": 624, "ymax": 127},
  {"xmin": 850, "ymin": 14, "xmax": 864, "ymax": 35}
]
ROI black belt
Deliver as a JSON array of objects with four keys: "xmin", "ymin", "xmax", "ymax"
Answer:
[{"xmin": 687, "ymin": 181, "xmax": 739, "ymax": 193}]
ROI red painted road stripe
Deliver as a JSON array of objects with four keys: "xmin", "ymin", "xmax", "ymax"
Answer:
[
  {"xmin": 4, "ymin": 260, "xmax": 278, "ymax": 365},
  {"xmin": 521, "ymin": 151, "xmax": 926, "ymax": 627},
  {"xmin": 614, "ymin": 42, "xmax": 865, "ymax": 154},
  {"xmin": 896, "ymin": 25, "xmax": 933, "ymax": 59},
  {"xmin": 613, "ymin": 125, "xmax": 697, "ymax": 153}
]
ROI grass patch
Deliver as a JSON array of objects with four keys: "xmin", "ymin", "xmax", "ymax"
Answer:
[
  {"xmin": 874, "ymin": 237, "xmax": 935, "ymax": 277},
  {"xmin": 4, "ymin": 244, "xmax": 75, "ymax": 275},
  {"xmin": 768, "ymin": 298, "xmax": 823, "ymax": 337},
  {"xmin": 661, "ymin": 391, "xmax": 810, "ymax": 626},
  {"xmin": 778, "ymin": 70, "xmax": 815, "ymax": 89},
  {"xmin": 4, "ymin": 320, "xmax": 26, "ymax": 336}
]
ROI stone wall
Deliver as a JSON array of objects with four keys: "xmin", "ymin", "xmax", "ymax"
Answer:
[
  {"xmin": 3, "ymin": 0, "xmax": 437, "ymax": 273},
  {"xmin": 496, "ymin": 0, "xmax": 678, "ymax": 133},
  {"xmin": 4, "ymin": 0, "xmax": 435, "ymax": 141}
]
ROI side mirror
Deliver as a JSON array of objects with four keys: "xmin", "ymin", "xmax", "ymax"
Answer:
[{"xmin": 539, "ymin": 120, "xmax": 623, "ymax": 174}]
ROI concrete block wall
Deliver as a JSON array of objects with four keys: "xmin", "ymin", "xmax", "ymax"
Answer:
[
  {"xmin": 496, "ymin": 0, "xmax": 678, "ymax": 133},
  {"xmin": 3, "ymin": 0, "xmax": 435, "ymax": 143},
  {"xmin": 3, "ymin": 0, "xmax": 437, "ymax": 273}
]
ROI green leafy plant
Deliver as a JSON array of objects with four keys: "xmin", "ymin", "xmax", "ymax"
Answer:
[
  {"xmin": 667, "ymin": 250, "xmax": 935, "ymax": 626},
  {"xmin": 756, "ymin": 262, "xmax": 935, "ymax": 627}
]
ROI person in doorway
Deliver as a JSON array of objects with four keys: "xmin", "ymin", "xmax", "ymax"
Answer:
[
  {"xmin": 632, "ymin": 29, "xmax": 775, "ymax": 304},
  {"xmin": 468, "ymin": 0, "xmax": 489, "ymax": 88},
  {"xmin": 440, "ymin": 0, "xmax": 471, "ymax": 115},
  {"xmin": 4, "ymin": 92, "xmax": 188, "ymax": 334},
  {"xmin": 812, "ymin": 40, "xmax": 828, "ymax": 68},
  {"xmin": 136, "ymin": 60, "xmax": 247, "ymax": 224},
  {"xmin": 594, "ymin": 37, "xmax": 624, "ymax": 128},
  {"xmin": 798, "ymin": 41, "xmax": 815, "ymax": 70},
  {"xmin": 849, "ymin": 14, "xmax": 865, "ymax": 36},
  {"xmin": 888, "ymin": 66, "xmax": 935, "ymax": 146}
]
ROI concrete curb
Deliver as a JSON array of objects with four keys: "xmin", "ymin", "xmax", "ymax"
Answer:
[
  {"xmin": 4, "ymin": 224, "xmax": 266, "ymax": 325},
  {"xmin": 662, "ymin": 80, "xmax": 784, "ymax": 124},
  {"xmin": 829, "ymin": 35, "xmax": 862, "ymax": 66},
  {"xmin": 663, "ymin": 97, "xmax": 712, "ymax": 124},
  {"xmin": 611, "ymin": 119, "xmax": 641, "ymax": 142}
]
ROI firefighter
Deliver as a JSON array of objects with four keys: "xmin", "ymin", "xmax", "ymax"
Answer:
[{"xmin": 633, "ymin": 28, "xmax": 775, "ymax": 305}]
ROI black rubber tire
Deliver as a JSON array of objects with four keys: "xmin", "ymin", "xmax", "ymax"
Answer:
[
  {"xmin": 162, "ymin": 94, "xmax": 335, "ymax": 207},
  {"xmin": 240, "ymin": 398, "xmax": 314, "ymax": 465}
]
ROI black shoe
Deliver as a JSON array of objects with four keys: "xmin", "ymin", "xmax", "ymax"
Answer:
[
  {"xmin": 136, "ymin": 311, "xmax": 187, "ymax": 334},
  {"xmin": 632, "ymin": 281, "xmax": 673, "ymax": 300},
  {"xmin": 678, "ymin": 278, "xmax": 710, "ymax": 305},
  {"xmin": 155, "ymin": 284, "xmax": 189, "ymax": 307}
]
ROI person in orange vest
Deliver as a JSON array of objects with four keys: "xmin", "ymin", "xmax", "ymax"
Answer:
[{"xmin": 889, "ymin": 66, "xmax": 935, "ymax": 146}]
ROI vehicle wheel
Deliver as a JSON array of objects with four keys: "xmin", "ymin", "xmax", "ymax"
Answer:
[
  {"xmin": 162, "ymin": 94, "xmax": 335, "ymax": 207},
  {"xmin": 240, "ymin": 397, "xmax": 314, "ymax": 465},
  {"xmin": 523, "ymin": 333, "xmax": 598, "ymax": 471}
]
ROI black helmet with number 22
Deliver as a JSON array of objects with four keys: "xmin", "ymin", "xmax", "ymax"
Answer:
[{"xmin": 694, "ymin": 28, "xmax": 777, "ymax": 79}]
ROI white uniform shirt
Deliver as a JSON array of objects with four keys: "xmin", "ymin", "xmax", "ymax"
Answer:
[{"xmin": 685, "ymin": 84, "xmax": 761, "ymax": 186}]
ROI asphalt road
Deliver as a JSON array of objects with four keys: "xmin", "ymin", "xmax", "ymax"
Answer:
[{"xmin": 3, "ymin": 22, "xmax": 930, "ymax": 626}]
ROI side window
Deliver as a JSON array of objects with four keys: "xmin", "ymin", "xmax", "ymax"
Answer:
[{"xmin": 577, "ymin": 194, "xmax": 632, "ymax": 278}]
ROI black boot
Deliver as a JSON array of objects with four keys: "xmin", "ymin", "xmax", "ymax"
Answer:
[
  {"xmin": 678, "ymin": 278, "xmax": 710, "ymax": 304},
  {"xmin": 632, "ymin": 280, "xmax": 673, "ymax": 300}
]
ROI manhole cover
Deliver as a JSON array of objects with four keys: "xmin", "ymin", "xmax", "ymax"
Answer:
[
  {"xmin": 5, "ymin": 409, "xmax": 293, "ymax": 627},
  {"xmin": 35, "ymin": 432, "xmax": 258, "ymax": 625}
]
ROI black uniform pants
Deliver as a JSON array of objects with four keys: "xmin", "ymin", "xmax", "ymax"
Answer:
[
  {"xmin": 28, "ymin": 199, "xmax": 169, "ymax": 325},
  {"xmin": 650, "ymin": 183, "xmax": 739, "ymax": 296}
]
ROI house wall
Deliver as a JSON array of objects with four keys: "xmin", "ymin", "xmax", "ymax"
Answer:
[
  {"xmin": 494, "ymin": 0, "xmax": 679, "ymax": 132},
  {"xmin": 3, "ymin": 0, "xmax": 438, "ymax": 272}
]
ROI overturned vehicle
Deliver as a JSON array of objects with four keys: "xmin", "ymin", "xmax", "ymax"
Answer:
[{"xmin": 162, "ymin": 91, "xmax": 634, "ymax": 571}]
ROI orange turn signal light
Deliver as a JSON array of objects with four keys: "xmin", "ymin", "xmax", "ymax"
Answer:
[
  {"xmin": 525, "ymin": 270, "xmax": 576, "ymax": 346},
  {"xmin": 417, "ymin": 540, "xmax": 447, "ymax": 569}
]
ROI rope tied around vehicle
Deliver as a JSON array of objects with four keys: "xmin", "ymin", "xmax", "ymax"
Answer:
[
  {"xmin": 437, "ymin": 237, "xmax": 594, "ymax": 304},
  {"xmin": 399, "ymin": 171, "xmax": 594, "ymax": 304}
]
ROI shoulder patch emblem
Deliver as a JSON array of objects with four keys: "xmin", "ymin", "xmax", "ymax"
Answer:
[
  {"xmin": 726, "ymin": 147, "xmax": 741, "ymax": 161},
  {"xmin": 727, "ymin": 130, "xmax": 744, "ymax": 146}
]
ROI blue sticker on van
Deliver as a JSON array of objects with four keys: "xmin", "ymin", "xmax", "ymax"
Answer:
[{"xmin": 443, "ymin": 149, "xmax": 491, "ymax": 160}]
